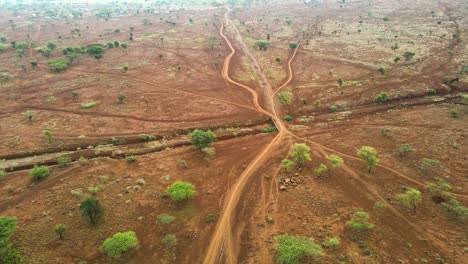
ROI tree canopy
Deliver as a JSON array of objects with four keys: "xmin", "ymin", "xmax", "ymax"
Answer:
[{"xmin": 166, "ymin": 181, "xmax": 196, "ymax": 202}]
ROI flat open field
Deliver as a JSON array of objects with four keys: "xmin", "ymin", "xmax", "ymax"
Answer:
[{"xmin": 0, "ymin": 0, "xmax": 467, "ymax": 263}]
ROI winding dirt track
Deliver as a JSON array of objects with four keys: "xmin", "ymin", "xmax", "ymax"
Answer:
[{"xmin": 203, "ymin": 9, "xmax": 291, "ymax": 264}]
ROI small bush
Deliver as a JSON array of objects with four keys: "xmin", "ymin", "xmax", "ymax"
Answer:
[
  {"xmin": 57, "ymin": 156, "xmax": 72, "ymax": 166},
  {"xmin": 346, "ymin": 211, "xmax": 374, "ymax": 231},
  {"xmin": 166, "ymin": 181, "xmax": 196, "ymax": 202},
  {"xmin": 177, "ymin": 159, "xmax": 187, "ymax": 168},
  {"xmin": 101, "ymin": 231, "xmax": 139, "ymax": 258},
  {"xmin": 262, "ymin": 126, "xmax": 277, "ymax": 133},
  {"xmin": 162, "ymin": 234, "xmax": 177, "ymax": 257},
  {"xmin": 139, "ymin": 134, "xmax": 155, "ymax": 141},
  {"xmin": 29, "ymin": 166, "xmax": 50, "ymax": 180},
  {"xmin": 0, "ymin": 169, "xmax": 5, "ymax": 180},
  {"xmin": 188, "ymin": 129, "xmax": 216, "ymax": 149},
  {"xmin": 157, "ymin": 214, "xmax": 176, "ymax": 225},
  {"xmin": 80, "ymin": 197, "xmax": 103, "ymax": 225},
  {"xmin": 375, "ymin": 92, "xmax": 391, "ymax": 104},
  {"xmin": 202, "ymin": 147, "xmax": 216, "ymax": 160},
  {"xmin": 275, "ymin": 234, "xmax": 323, "ymax": 264},
  {"xmin": 126, "ymin": 156, "xmax": 137, "ymax": 163},
  {"xmin": 205, "ymin": 213, "xmax": 216, "ymax": 222},
  {"xmin": 283, "ymin": 115, "xmax": 292, "ymax": 121},
  {"xmin": 80, "ymin": 101, "xmax": 97, "ymax": 109},
  {"xmin": 0, "ymin": 43, "xmax": 7, "ymax": 52},
  {"xmin": 111, "ymin": 137, "xmax": 126, "ymax": 145},
  {"xmin": 48, "ymin": 59, "xmax": 69, "ymax": 72},
  {"xmin": 450, "ymin": 110, "xmax": 459, "ymax": 118},
  {"xmin": 53, "ymin": 224, "xmax": 66, "ymax": 239},
  {"xmin": 0, "ymin": 72, "xmax": 11, "ymax": 83},
  {"xmin": 322, "ymin": 237, "xmax": 340, "ymax": 249},
  {"xmin": 426, "ymin": 89, "xmax": 437, "ymax": 96}
]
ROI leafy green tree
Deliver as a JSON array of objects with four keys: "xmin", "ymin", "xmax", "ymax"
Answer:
[
  {"xmin": 288, "ymin": 42, "xmax": 298, "ymax": 50},
  {"xmin": 65, "ymin": 52, "xmax": 80, "ymax": 64},
  {"xmin": 346, "ymin": 211, "xmax": 374, "ymax": 231},
  {"xmin": 121, "ymin": 43, "xmax": 128, "ymax": 49},
  {"xmin": 114, "ymin": 41, "xmax": 120, "ymax": 47},
  {"xmin": 0, "ymin": 216, "xmax": 17, "ymax": 257},
  {"xmin": 281, "ymin": 159, "xmax": 295, "ymax": 174},
  {"xmin": 326, "ymin": 154, "xmax": 343, "ymax": 172},
  {"xmin": 274, "ymin": 234, "xmax": 323, "ymax": 264},
  {"xmin": 29, "ymin": 165, "xmax": 50, "ymax": 180},
  {"xmin": 419, "ymin": 158, "xmax": 441, "ymax": 175},
  {"xmin": 441, "ymin": 197, "xmax": 468, "ymax": 221},
  {"xmin": 166, "ymin": 181, "xmax": 196, "ymax": 202},
  {"xmin": 79, "ymin": 197, "xmax": 103, "ymax": 225},
  {"xmin": 314, "ymin": 163, "xmax": 327, "ymax": 177},
  {"xmin": 101, "ymin": 231, "xmax": 138, "ymax": 258},
  {"xmin": 255, "ymin": 39, "xmax": 271, "ymax": 51},
  {"xmin": 106, "ymin": 42, "xmax": 114, "ymax": 48},
  {"xmin": 397, "ymin": 144, "xmax": 415, "ymax": 157},
  {"xmin": 53, "ymin": 224, "xmax": 66, "ymax": 239},
  {"xmin": 157, "ymin": 214, "xmax": 176, "ymax": 226},
  {"xmin": 397, "ymin": 188, "xmax": 422, "ymax": 212},
  {"xmin": 188, "ymin": 129, "xmax": 216, "ymax": 149},
  {"xmin": 87, "ymin": 45, "xmax": 104, "ymax": 56},
  {"xmin": 356, "ymin": 146, "xmax": 379, "ymax": 173},
  {"xmin": 290, "ymin": 143, "xmax": 311, "ymax": 166}
]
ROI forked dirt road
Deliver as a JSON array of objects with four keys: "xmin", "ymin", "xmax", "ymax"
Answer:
[{"xmin": 203, "ymin": 8, "xmax": 292, "ymax": 264}]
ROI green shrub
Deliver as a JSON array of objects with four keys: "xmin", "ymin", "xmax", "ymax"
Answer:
[
  {"xmin": 138, "ymin": 134, "xmax": 155, "ymax": 141},
  {"xmin": 202, "ymin": 147, "xmax": 216, "ymax": 160},
  {"xmin": 262, "ymin": 126, "xmax": 277, "ymax": 133},
  {"xmin": 156, "ymin": 214, "xmax": 176, "ymax": 225},
  {"xmin": 403, "ymin": 51, "xmax": 415, "ymax": 60},
  {"xmin": 322, "ymin": 237, "xmax": 340, "ymax": 249},
  {"xmin": 441, "ymin": 197, "xmax": 468, "ymax": 221},
  {"xmin": 0, "ymin": 216, "xmax": 17, "ymax": 257},
  {"xmin": 126, "ymin": 156, "xmax": 137, "ymax": 163},
  {"xmin": 2, "ymin": 247, "xmax": 22, "ymax": 264},
  {"xmin": 0, "ymin": 43, "xmax": 7, "ymax": 52},
  {"xmin": 29, "ymin": 165, "xmax": 50, "ymax": 180},
  {"xmin": 188, "ymin": 129, "xmax": 216, "ymax": 149},
  {"xmin": 101, "ymin": 231, "xmax": 138, "ymax": 258},
  {"xmin": 375, "ymin": 92, "xmax": 391, "ymax": 104},
  {"xmin": 57, "ymin": 156, "xmax": 72, "ymax": 166},
  {"xmin": 80, "ymin": 101, "xmax": 97, "ymax": 109},
  {"xmin": 283, "ymin": 115, "xmax": 292, "ymax": 121},
  {"xmin": 346, "ymin": 211, "xmax": 374, "ymax": 231},
  {"xmin": 177, "ymin": 159, "xmax": 187, "ymax": 168},
  {"xmin": 48, "ymin": 59, "xmax": 69, "ymax": 72},
  {"xmin": 111, "ymin": 137, "xmax": 126, "ymax": 145},
  {"xmin": 162, "ymin": 234, "xmax": 177, "ymax": 256},
  {"xmin": 274, "ymin": 234, "xmax": 323, "ymax": 264},
  {"xmin": 426, "ymin": 89, "xmax": 437, "ymax": 96},
  {"xmin": 14, "ymin": 42, "xmax": 28, "ymax": 50},
  {"xmin": 80, "ymin": 197, "xmax": 103, "ymax": 225},
  {"xmin": 53, "ymin": 224, "xmax": 66, "ymax": 239},
  {"xmin": 205, "ymin": 213, "xmax": 216, "ymax": 222},
  {"xmin": 0, "ymin": 72, "xmax": 11, "ymax": 83},
  {"xmin": 0, "ymin": 169, "xmax": 5, "ymax": 180},
  {"xmin": 166, "ymin": 181, "xmax": 196, "ymax": 202},
  {"xmin": 450, "ymin": 110, "xmax": 459, "ymax": 118}
]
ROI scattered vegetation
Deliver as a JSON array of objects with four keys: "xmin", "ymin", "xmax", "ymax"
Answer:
[
  {"xmin": 53, "ymin": 224, "xmax": 66, "ymax": 239},
  {"xmin": 80, "ymin": 197, "xmax": 103, "ymax": 225},
  {"xmin": 290, "ymin": 143, "xmax": 311, "ymax": 166},
  {"xmin": 356, "ymin": 146, "xmax": 379, "ymax": 173},
  {"xmin": 157, "ymin": 214, "xmax": 176, "ymax": 226},
  {"xmin": 397, "ymin": 188, "xmax": 422, "ymax": 212},
  {"xmin": 346, "ymin": 211, "xmax": 374, "ymax": 231},
  {"xmin": 188, "ymin": 129, "xmax": 216, "ymax": 149}
]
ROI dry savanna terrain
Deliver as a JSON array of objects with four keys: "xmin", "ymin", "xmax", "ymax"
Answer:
[{"xmin": 0, "ymin": 0, "xmax": 467, "ymax": 264}]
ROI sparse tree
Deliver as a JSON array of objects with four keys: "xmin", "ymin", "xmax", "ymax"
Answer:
[
  {"xmin": 314, "ymin": 163, "xmax": 328, "ymax": 177},
  {"xmin": 255, "ymin": 39, "xmax": 270, "ymax": 51},
  {"xmin": 53, "ymin": 224, "xmax": 66, "ymax": 239},
  {"xmin": 356, "ymin": 146, "xmax": 379, "ymax": 173},
  {"xmin": 44, "ymin": 130, "xmax": 53, "ymax": 143},
  {"xmin": 346, "ymin": 211, "xmax": 374, "ymax": 231},
  {"xmin": 426, "ymin": 178, "xmax": 451, "ymax": 200},
  {"xmin": 326, "ymin": 154, "xmax": 343, "ymax": 172},
  {"xmin": 281, "ymin": 159, "xmax": 295, "ymax": 174},
  {"xmin": 23, "ymin": 111, "xmax": 33, "ymax": 121},
  {"xmin": 397, "ymin": 144, "xmax": 415, "ymax": 158},
  {"xmin": 290, "ymin": 143, "xmax": 312, "ymax": 166},
  {"xmin": 397, "ymin": 188, "xmax": 422, "ymax": 213},
  {"xmin": 419, "ymin": 158, "xmax": 441, "ymax": 175},
  {"xmin": 202, "ymin": 147, "xmax": 216, "ymax": 160},
  {"xmin": 79, "ymin": 197, "xmax": 103, "ymax": 225},
  {"xmin": 288, "ymin": 42, "xmax": 298, "ymax": 50}
]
